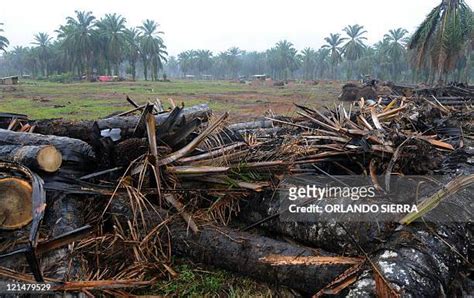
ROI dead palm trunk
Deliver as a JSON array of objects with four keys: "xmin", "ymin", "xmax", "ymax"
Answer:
[{"xmin": 0, "ymin": 145, "xmax": 62, "ymax": 173}]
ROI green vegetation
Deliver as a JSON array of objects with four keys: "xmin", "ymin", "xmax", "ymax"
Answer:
[
  {"xmin": 323, "ymin": 33, "xmax": 346, "ymax": 79},
  {"xmin": 149, "ymin": 263, "xmax": 280, "ymax": 297},
  {"xmin": 342, "ymin": 24, "xmax": 368, "ymax": 80},
  {"xmin": 0, "ymin": 23, "xmax": 8, "ymax": 52},
  {"xmin": 408, "ymin": 0, "xmax": 474, "ymax": 83},
  {"xmin": 0, "ymin": 80, "xmax": 341, "ymax": 120},
  {"xmin": 1, "ymin": 11, "xmax": 167, "ymax": 80}
]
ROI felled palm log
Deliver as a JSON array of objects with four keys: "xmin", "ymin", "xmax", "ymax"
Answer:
[
  {"xmin": 238, "ymin": 190, "xmax": 394, "ymax": 254},
  {"xmin": 0, "ymin": 129, "xmax": 95, "ymax": 168},
  {"xmin": 241, "ymin": 173, "xmax": 474, "ymax": 253},
  {"xmin": 32, "ymin": 103, "xmax": 211, "ymax": 144},
  {"xmin": 0, "ymin": 177, "xmax": 32, "ymax": 230},
  {"xmin": 228, "ymin": 119, "xmax": 273, "ymax": 131},
  {"xmin": 240, "ymin": 174, "xmax": 472, "ymax": 296},
  {"xmin": 107, "ymin": 195, "xmax": 358, "ymax": 294},
  {"xmin": 171, "ymin": 223, "xmax": 362, "ymax": 294},
  {"xmin": 41, "ymin": 194, "xmax": 85, "ymax": 280},
  {"xmin": 0, "ymin": 162, "xmax": 46, "ymax": 281},
  {"xmin": 0, "ymin": 145, "xmax": 62, "ymax": 172},
  {"xmin": 347, "ymin": 222, "xmax": 469, "ymax": 297}
]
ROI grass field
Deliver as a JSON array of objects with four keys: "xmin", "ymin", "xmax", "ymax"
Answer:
[
  {"xmin": 0, "ymin": 79, "xmax": 343, "ymax": 121},
  {"xmin": 0, "ymin": 79, "xmax": 342, "ymax": 295}
]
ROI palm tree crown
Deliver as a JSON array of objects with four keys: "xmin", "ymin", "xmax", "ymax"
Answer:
[
  {"xmin": 300, "ymin": 47, "xmax": 317, "ymax": 80},
  {"xmin": 342, "ymin": 24, "xmax": 368, "ymax": 61},
  {"xmin": 96, "ymin": 13, "xmax": 127, "ymax": 75},
  {"xmin": 322, "ymin": 33, "xmax": 346, "ymax": 78},
  {"xmin": 384, "ymin": 28, "xmax": 409, "ymax": 58},
  {"xmin": 323, "ymin": 33, "xmax": 345, "ymax": 60},
  {"xmin": 408, "ymin": 0, "xmax": 473, "ymax": 83},
  {"xmin": 32, "ymin": 32, "xmax": 52, "ymax": 76},
  {"xmin": 0, "ymin": 23, "xmax": 9, "ymax": 52},
  {"xmin": 138, "ymin": 19, "xmax": 167, "ymax": 80},
  {"xmin": 57, "ymin": 10, "xmax": 96, "ymax": 76}
]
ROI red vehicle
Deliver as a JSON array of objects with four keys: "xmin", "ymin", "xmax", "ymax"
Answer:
[{"xmin": 98, "ymin": 75, "xmax": 118, "ymax": 82}]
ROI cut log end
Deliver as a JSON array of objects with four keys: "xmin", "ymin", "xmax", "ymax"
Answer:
[
  {"xmin": 37, "ymin": 145, "xmax": 62, "ymax": 172},
  {"xmin": 0, "ymin": 178, "xmax": 33, "ymax": 230}
]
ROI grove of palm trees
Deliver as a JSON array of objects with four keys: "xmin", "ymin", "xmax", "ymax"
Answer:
[
  {"xmin": 0, "ymin": 0, "xmax": 473, "ymax": 84},
  {"xmin": 1, "ymin": 11, "xmax": 167, "ymax": 81}
]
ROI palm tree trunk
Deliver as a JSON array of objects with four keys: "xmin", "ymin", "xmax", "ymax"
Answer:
[
  {"xmin": 114, "ymin": 63, "xmax": 119, "ymax": 77},
  {"xmin": 462, "ymin": 50, "xmax": 471, "ymax": 84},
  {"xmin": 153, "ymin": 59, "xmax": 158, "ymax": 81},
  {"xmin": 347, "ymin": 61, "xmax": 353, "ymax": 80},
  {"xmin": 131, "ymin": 62, "xmax": 136, "ymax": 81},
  {"xmin": 143, "ymin": 58, "xmax": 148, "ymax": 81}
]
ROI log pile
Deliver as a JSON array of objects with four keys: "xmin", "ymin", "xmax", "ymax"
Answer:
[{"xmin": 0, "ymin": 90, "xmax": 472, "ymax": 296}]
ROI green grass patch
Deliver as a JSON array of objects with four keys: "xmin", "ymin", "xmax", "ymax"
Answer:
[
  {"xmin": 0, "ymin": 79, "xmax": 341, "ymax": 120},
  {"xmin": 149, "ymin": 263, "xmax": 280, "ymax": 297}
]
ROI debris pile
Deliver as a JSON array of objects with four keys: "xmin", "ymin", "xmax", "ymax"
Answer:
[{"xmin": 0, "ymin": 89, "xmax": 472, "ymax": 296}]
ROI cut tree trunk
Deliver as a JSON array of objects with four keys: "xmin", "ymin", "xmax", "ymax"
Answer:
[
  {"xmin": 0, "ymin": 177, "xmax": 32, "ymax": 230},
  {"xmin": 347, "ymin": 222, "xmax": 469, "ymax": 297},
  {"xmin": 228, "ymin": 119, "xmax": 274, "ymax": 131},
  {"xmin": 238, "ymin": 174, "xmax": 472, "ymax": 254},
  {"xmin": 41, "ymin": 193, "xmax": 85, "ymax": 280},
  {"xmin": 96, "ymin": 103, "xmax": 211, "ymax": 140},
  {"xmin": 107, "ymin": 197, "xmax": 360, "ymax": 294},
  {"xmin": 239, "ymin": 176, "xmax": 472, "ymax": 296},
  {"xmin": 0, "ymin": 145, "xmax": 62, "ymax": 173},
  {"xmin": 32, "ymin": 104, "xmax": 211, "ymax": 144},
  {"xmin": 0, "ymin": 129, "xmax": 95, "ymax": 168},
  {"xmin": 238, "ymin": 189, "xmax": 395, "ymax": 254},
  {"xmin": 170, "ymin": 223, "xmax": 361, "ymax": 294},
  {"xmin": 30, "ymin": 119, "xmax": 100, "ymax": 147}
]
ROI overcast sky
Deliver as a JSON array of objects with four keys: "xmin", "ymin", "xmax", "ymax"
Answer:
[{"xmin": 2, "ymin": 0, "xmax": 473, "ymax": 56}]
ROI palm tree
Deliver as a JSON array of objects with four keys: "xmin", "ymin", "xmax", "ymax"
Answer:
[
  {"xmin": 322, "ymin": 33, "xmax": 346, "ymax": 79},
  {"xmin": 357, "ymin": 46, "xmax": 377, "ymax": 80},
  {"xmin": 178, "ymin": 50, "xmax": 194, "ymax": 77},
  {"xmin": 408, "ymin": 0, "xmax": 473, "ymax": 84},
  {"xmin": 0, "ymin": 23, "xmax": 9, "ymax": 52},
  {"xmin": 300, "ymin": 47, "xmax": 317, "ymax": 80},
  {"xmin": 241, "ymin": 51, "xmax": 266, "ymax": 77},
  {"xmin": 10, "ymin": 46, "xmax": 28, "ymax": 76},
  {"xmin": 384, "ymin": 28, "xmax": 409, "ymax": 80},
  {"xmin": 194, "ymin": 50, "xmax": 213, "ymax": 76},
  {"xmin": 342, "ymin": 24, "xmax": 368, "ymax": 79},
  {"xmin": 224, "ymin": 47, "xmax": 243, "ymax": 79},
  {"xmin": 57, "ymin": 11, "xmax": 96, "ymax": 76},
  {"xmin": 138, "ymin": 19, "xmax": 167, "ymax": 81},
  {"xmin": 214, "ymin": 51, "xmax": 228, "ymax": 79},
  {"xmin": 164, "ymin": 56, "xmax": 179, "ymax": 78},
  {"xmin": 373, "ymin": 39, "xmax": 391, "ymax": 79},
  {"xmin": 32, "ymin": 32, "xmax": 53, "ymax": 77},
  {"xmin": 124, "ymin": 27, "xmax": 141, "ymax": 80},
  {"xmin": 96, "ymin": 13, "xmax": 127, "ymax": 75},
  {"xmin": 315, "ymin": 48, "xmax": 330, "ymax": 78},
  {"xmin": 269, "ymin": 40, "xmax": 299, "ymax": 80}
]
